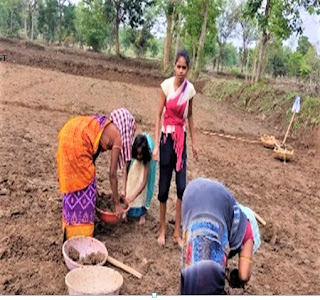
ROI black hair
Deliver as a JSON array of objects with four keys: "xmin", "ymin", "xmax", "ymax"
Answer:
[
  {"xmin": 132, "ymin": 134, "xmax": 151, "ymax": 165},
  {"xmin": 175, "ymin": 49, "xmax": 190, "ymax": 68}
]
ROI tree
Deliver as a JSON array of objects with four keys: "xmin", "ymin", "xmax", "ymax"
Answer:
[
  {"xmin": 149, "ymin": 38, "xmax": 160, "ymax": 57},
  {"xmin": 238, "ymin": 1, "xmax": 258, "ymax": 75},
  {"xmin": 222, "ymin": 43, "xmax": 238, "ymax": 68},
  {"xmin": 216, "ymin": 0, "xmax": 239, "ymax": 72},
  {"xmin": 63, "ymin": 2, "xmax": 76, "ymax": 38},
  {"xmin": 288, "ymin": 51, "xmax": 303, "ymax": 76},
  {"xmin": 38, "ymin": 0, "xmax": 58, "ymax": 43},
  {"xmin": 181, "ymin": 0, "xmax": 221, "ymax": 77},
  {"xmin": 57, "ymin": 0, "xmax": 67, "ymax": 45},
  {"xmin": 120, "ymin": 10, "xmax": 156, "ymax": 58},
  {"xmin": 156, "ymin": 0, "xmax": 181, "ymax": 72},
  {"xmin": 297, "ymin": 35, "xmax": 313, "ymax": 56},
  {"xmin": 74, "ymin": 0, "xmax": 110, "ymax": 51},
  {"xmin": 266, "ymin": 41, "xmax": 289, "ymax": 77},
  {"xmin": 194, "ymin": 0, "xmax": 209, "ymax": 77},
  {"xmin": 245, "ymin": 0, "xmax": 312, "ymax": 82},
  {"xmin": 0, "ymin": 0, "xmax": 24, "ymax": 37},
  {"xmin": 304, "ymin": 46, "xmax": 320, "ymax": 93},
  {"xmin": 26, "ymin": 0, "xmax": 38, "ymax": 39},
  {"xmin": 104, "ymin": 0, "xmax": 154, "ymax": 57}
]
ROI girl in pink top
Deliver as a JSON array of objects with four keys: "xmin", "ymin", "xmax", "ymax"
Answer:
[{"xmin": 153, "ymin": 49, "xmax": 198, "ymax": 247}]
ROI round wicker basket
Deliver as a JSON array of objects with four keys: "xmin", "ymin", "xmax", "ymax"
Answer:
[
  {"xmin": 261, "ymin": 135, "xmax": 277, "ymax": 149},
  {"xmin": 273, "ymin": 148, "xmax": 294, "ymax": 161}
]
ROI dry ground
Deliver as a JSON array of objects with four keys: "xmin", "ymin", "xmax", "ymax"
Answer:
[{"xmin": 0, "ymin": 38, "xmax": 319, "ymax": 295}]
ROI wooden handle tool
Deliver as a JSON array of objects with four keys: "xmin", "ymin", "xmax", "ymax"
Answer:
[{"xmin": 107, "ymin": 256, "xmax": 142, "ymax": 279}]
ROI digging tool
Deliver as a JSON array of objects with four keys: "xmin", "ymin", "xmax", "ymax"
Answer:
[
  {"xmin": 282, "ymin": 96, "xmax": 301, "ymax": 146},
  {"xmin": 253, "ymin": 211, "xmax": 266, "ymax": 226},
  {"xmin": 282, "ymin": 112, "xmax": 296, "ymax": 145},
  {"xmin": 107, "ymin": 256, "xmax": 142, "ymax": 279}
]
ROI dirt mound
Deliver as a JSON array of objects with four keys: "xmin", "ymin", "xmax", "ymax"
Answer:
[
  {"xmin": 0, "ymin": 37, "xmax": 164, "ymax": 88},
  {"xmin": 0, "ymin": 37, "xmax": 209, "ymax": 92}
]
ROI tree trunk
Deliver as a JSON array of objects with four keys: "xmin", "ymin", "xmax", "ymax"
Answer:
[
  {"xmin": 254, "ymin": 0, "xmax": 271, "ymax": 82},
  {"xmin": 31, "ymin": 11, "xmax": 34, "ymax": 40},
  {"xmin": 163, "ymin": 10, "xmax": 173, "ymax": 72},
  {"xmin": 115, "ymin": 20, "xmax": 120, "ymax": 56},
  {"xmin": 217, "ymin": 41, "xmax": 222, "ymax": 72},
  {"xmin": 174, "ymin": 12, "xmax": 182, "ymax": 57},
  {"xmin": 255, "ymin": 30, "xmax": 268, "ymax": 82},
  {"xmin": 115, "ymin": 2, "xmax": 121, "ymax": 57},
  {"xmin": 10, "ymin": 8, "xmax": 13, "ymax": 34},
  {"xmin": 250, "ymin": 46, "xmax": 258, "ymax": 83},
  {"xmin": 193, "ymin": 0, "xmax": 209, "ymax": 78},
  {"xmin": 245, "ymin": 49, "xmax": 250, "ymax": 81},
  {"xmin": 59, "ymin": 14, "xmax": 62, "ymax": 45},
  {"xmin": 24, "ymin": 17, "xmax": 27, "ymax": 36},
  {"xmin": 241, "ymin": 35, "xmax": 247, "ymax": 73}
]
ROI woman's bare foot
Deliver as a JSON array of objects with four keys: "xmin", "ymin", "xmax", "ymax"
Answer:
[
  {"xmin": 157, "ymin": 232, "xmax": 165, "ymax": 246},
  {"xmin": 139, "ymin": 215, "xmax": 146, "ymax": 225},
  {"xmin": 174, "ymin": 235, "xmax": 183, "ymax": 248}
]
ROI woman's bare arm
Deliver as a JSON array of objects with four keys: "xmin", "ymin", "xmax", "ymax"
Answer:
[
  {"xmin": 238, "ymin": 239, "xmax": 254, "ymax": 282},
  {"xmin": 187, "ymin": 98, "xmax": 198, "ymax": 159},
  {"xmin": 127, "ymin": 162, "xmax": 150, "ymax": 203},
  {"xmin": 153, "ymin": 90, "xmax": 166, "ymax": 161}
]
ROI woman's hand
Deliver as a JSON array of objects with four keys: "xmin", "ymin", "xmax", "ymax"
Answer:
[
  {"xmin": 227, "ymin": 269, "xmax": 245, "ymax": 288},
  {"xmin": 152, "ymin": 146, "xmax": 159, "ymax": 161},
  {"xmin": 115, "ymin": 202, "xmax": 125, "ymax": 219},
  {"xmin": 126, "ymin": 196, "xmax": 135, "ymax": 204},
  {"xmin": 120, "ymin": 188, "xmax": 126, "ymax": 199},
  {"xmin": 192, "ymin": 144, "xmax": 199, "ymax": 160}
]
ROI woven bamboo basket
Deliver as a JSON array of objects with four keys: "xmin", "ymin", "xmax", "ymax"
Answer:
[
  {"xmin": 261, "ymin": 135, "xmax": 277, "ymax": 149},
  {"xmin": 273, "ymin": 148, "xmax": 294, "ymax": 161}
]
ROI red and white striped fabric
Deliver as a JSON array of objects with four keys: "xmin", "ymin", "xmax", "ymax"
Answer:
[{"xmin": 110, "ymin": 108, "xmax": 136, "ymax": 169}]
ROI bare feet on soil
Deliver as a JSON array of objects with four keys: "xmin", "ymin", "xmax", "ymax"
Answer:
[
  {"xmin": 139, "ymin": 215, "xmax": 146, "ymax": 225},
  {"xmin": 157, "ymin": 233, "xmax": 165, "ymax": 246},
  {"xmin": 173, "ymin": 235, "xmax": 183, "ymax": 248}
]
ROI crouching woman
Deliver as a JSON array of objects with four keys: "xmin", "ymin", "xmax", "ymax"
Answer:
[{"xmin": 180, "ymin": 178, "xmax": 261, "ymax": 295}]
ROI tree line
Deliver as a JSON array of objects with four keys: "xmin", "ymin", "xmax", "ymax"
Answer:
[{"xmin": 0, "ymin": 0, "xmax": 319, "ymax": 83}]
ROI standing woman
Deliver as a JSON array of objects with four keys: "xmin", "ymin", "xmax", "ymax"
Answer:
[
  {"xmin": 153, "ymin": 49, "xmax": 198, "ymax": 247},
  {"xmin": 57, "ymin": 108, "xmax": 136, "ymax": 240}
]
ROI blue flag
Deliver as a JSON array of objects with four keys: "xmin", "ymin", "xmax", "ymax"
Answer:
[{"xmin": 291, "ymin": 96, "xmax": 301, "ymax": 113}]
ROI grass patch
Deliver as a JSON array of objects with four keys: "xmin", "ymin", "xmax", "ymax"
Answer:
[{"xmin": 204, "ymin": 77, "xmax": 320, "ymax": 129}]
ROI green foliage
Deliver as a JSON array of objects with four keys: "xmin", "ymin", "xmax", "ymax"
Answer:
[
  {"xmin": 266, "ymin": 41, "xmax": 289, "ymax": 77},
  {"xmin": 38, "ymin": 0, "xmax": 58, "ymax": 42},
  {"xmin": 119, "ymin": 6, "xmax": 157, "ymax": 58},
  {"xmin": 104, "ymin": 0, "xmax": 154, "ymax": 28},
  {"xmin": 180, "ymin": 0, "xmax": 221, "ymax": 68},
  {"xmin": 148, "ymin": 38, "xmax": 160, "ymax": 57},
  {"xmin": 203, "ymin": 77, "xmax": 320, "ymax": 127},
  {"xmin": 221, "ymin": 43, "xmax": 238, "ymax": 67},
  {"xmin": 63, "ymin": 2, "xmax": 76, "ymax": 38},
  {"xmin": 0, "ymin": 0, "xmax": 24, "ymax": 37},
  {"xmin": 288, "ymin": 51, "xmax": 303, "ymax": 76},
  {"xmin": 245, "ymin": 0, "xmax": 303, "ymax": 39},
  {"xmin": 298, "ymin": 96, "xmax": 320, "ymax": 125},
  {"xmin": 75, "ymin": 1, "xmax": 111, "ymax": 51},
  {"xmin": 297, "ymin": 35, "xmax": 312, "ymax": 56}
]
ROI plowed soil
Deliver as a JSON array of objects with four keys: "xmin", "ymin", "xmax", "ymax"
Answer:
[{"xmin": 0, "ymin": 38, "xmax": 319, "ymax": 295}]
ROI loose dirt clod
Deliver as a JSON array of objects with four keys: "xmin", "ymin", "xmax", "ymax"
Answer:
[
  {"xmin": 79, "ymin": 252, "xmax": 105, "ymax": 265},
  {"xmin": 68, "ymin": 246, "xmax": 105, "ymax": 265},
  {"xmin": 96, "ymin": 192, "xmax": 115, "ymax": 212},
  {"xmin": 96, "ymin": 192, "xmax": 127, "ymax": 213},
  {"xmin": 68, "ymin": 246, "xmax": 80, "ymax": 261}
]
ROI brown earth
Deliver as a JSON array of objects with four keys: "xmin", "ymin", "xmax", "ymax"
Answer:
[{"xmin": 0, "ymin": 38, "xmax": 320, "ymax": 295}]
